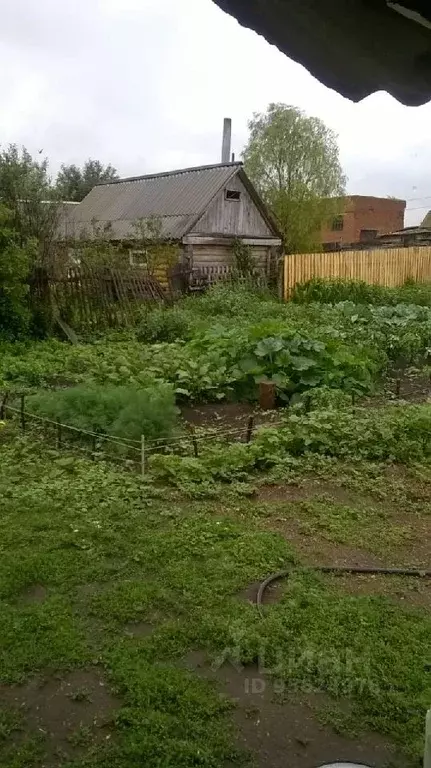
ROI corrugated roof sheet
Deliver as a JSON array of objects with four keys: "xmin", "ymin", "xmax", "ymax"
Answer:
[{"xmin": 72, "ymin": 163, "xmax": 242, "ymax": 241}]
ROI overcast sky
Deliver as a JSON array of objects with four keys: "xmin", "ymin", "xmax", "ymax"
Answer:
[{"xmin": 1, "ymin": 0, "xmax": 431, "ymax": 224}]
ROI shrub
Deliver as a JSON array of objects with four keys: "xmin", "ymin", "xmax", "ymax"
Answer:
[
  {"xmin": 291, "ymin": 277, "xmax": 431, "ymax": 307},
  {"xmin": 183, "ymin": 282, "xmax": 277, "ymax": 318},
  {"xmin": 136, "ymin": 306, "xmax": 195, "ymax": 343},
  {"xmin": 254, "ymin": 404, "xmax": 431, "ymax": 463},
  {"xmin": 0, "ymin": 206, "xmax": 33, "ymax": 341},
  {"xmin": 28, "ymin": 383, "xmax": 179, "ymax": 442}
]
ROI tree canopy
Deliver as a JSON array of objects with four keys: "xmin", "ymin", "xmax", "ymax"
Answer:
[
  {"xmin": 55, "ymin": 159, "xmax": 119, "ymax": 202},
  {"xmin": 0, "ymin": 144, "xmax": 60, "ymax": 261},
  {"xmin": 242, "ymin": 103, "xmax": 346, "ymax": 253}
]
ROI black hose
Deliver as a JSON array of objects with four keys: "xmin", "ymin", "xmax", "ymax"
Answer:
[{"xmin": 256, "ymin": 565, "xmax": 431, "ymax": 617}]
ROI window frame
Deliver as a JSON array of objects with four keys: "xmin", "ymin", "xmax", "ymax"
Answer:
[
  {"xmin": 225, "ymin": 189, "xmax": 241, "ymax": 202},
  {"xmin": 129, "ymin": 249, "xmax": 149, "ymax": 268},
  {"xmin": 331, "ymin": 215, "xmax": 344, "ymax": 232}
]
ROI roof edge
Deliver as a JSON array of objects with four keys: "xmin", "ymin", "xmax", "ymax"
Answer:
[
  {"xmin": 236, "ymin": 167, "xmax": 284, "ymax": 240},
  {"xmin": 181, "ymin": 165, "xmax": 240, "ymax": 237},
  {"xmin": 95, "ymin": 162, "xmax": 244, "ymax": 187}
]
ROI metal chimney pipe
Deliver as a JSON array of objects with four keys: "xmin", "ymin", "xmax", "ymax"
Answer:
[{"xmin": 221, "ymin": 118, "xmax": 232, "ymax": 164}]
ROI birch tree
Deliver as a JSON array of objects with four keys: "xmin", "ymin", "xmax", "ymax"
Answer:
[{"xmin": 242, "ymin": 104, "xmax": 346, "ymax": 253}]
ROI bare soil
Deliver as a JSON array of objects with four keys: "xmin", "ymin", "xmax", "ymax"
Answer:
[
  {"xmin": 0, "ymin": 668, "xmax": 119, "ymax": 766},
  {"xmin": 253, "ymin": 479, "xmax": 430, "ymax": 610},
  {"xmin": 20, "ymin": 584, "xmax": 48, "ymax": 605},
  {"xmin": 362, "ymin": 369, "xmax": 431, "ymax": 407},
  {"xmin": 181, "ymin": 402, "xmax": 281, "ymax": 437},
  {"xmin": 123, "ymin": 621, "xmax": 154, "ymax": 638},
  {"xmin": 256, "ymin": 481, "xmax": 373, "ymax": 508},
  {"xmin": 322, "ymin": 572, "xmax": 431, "ymax": 612},
  {"xmin": 183, "ymin": 654, "xmax": 405, "ymax": 768}
]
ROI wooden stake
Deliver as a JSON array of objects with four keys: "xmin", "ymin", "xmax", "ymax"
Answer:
[
  {"xmin": 191, "ymin": 429, "xmax": 199, "ymax": 458},
  {"xmin": 0, "ymin": 393, "xmax": 8, "ymax": 420},
  {"xmin": 56, "ymin": 423, "xmax": 62, "ymax": 448},
  {"xmin": 141, "ymin": 434, "xmax": 145, "ymax": 476},
  {"xmin": 259, "ymin": 382, "xmax": 276, "ymax": 411},
  {"xmin": 246, "ymin": 416, "xmax": 254, "ymax": 443},
  {"xmin": 395, "ymin": 378, "xmax": 401, "ymax": 397},
  {"xmin": 20, "ymin": 394, "xmax": 25, "ymax": 432}
]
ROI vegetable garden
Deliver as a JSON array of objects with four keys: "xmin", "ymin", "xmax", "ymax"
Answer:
[{"xmin": 0, "ymin": 278, "xmax": 430, "ymax": 768}]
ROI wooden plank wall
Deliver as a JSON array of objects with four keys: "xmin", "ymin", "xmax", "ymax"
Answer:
[{"xmin": 284, "ymin": 246, "xmax": 431, "ymax": 299}]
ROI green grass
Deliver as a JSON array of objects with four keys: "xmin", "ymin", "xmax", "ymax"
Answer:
[{"xmin": 0, "ymin": 434, "xmax": 430, "ymax": 766}]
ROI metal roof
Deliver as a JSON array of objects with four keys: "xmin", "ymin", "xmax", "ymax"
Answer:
[{"xmin": 72, "ymin": 162, "xmax": 246, "ymax": 241}]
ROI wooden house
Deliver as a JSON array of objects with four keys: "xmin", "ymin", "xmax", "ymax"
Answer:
[{"xmin": 70, "ymin": 162, "xmax": 282, "ymax": 282}]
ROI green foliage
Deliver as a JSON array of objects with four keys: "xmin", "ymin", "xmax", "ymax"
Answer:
[
  {"xmin": 264, "ymin": 404, "xmax": 431, "ymax": 463},
  {"xmin": 28, "ymin": 383, "xmax": 178, "ymax": 443},
  {"xmin": 291, "ymin": 277, "xmax": 431, "ymax": 307},
  {"xmin": 131, "ymin": 216, "xmax": 180, "ymax": 277},
  {"xmin": 182, "ymin": 282, "xmax": 277, "ymax": 318},
  {"xmin": 0, "ymin": 144, "xmax": 60, "ymax": 264},
  {"xmin": 4, "ymin": 281, "xmax": 431, "ymax": 402},
  {"xmin": 55, "ymin": 159, "xmax": 118, "ymax": 202},
  {"xmin": 0, "ymin": 206, "xmax": 34, "ymax": 340},
  {"xmin": 0, "ymin": 407, "xmax": 430, "ymax": 763},
  {"xmin": 237, "ymin": 330, "xmax": 376, "ymax": 399},
  {"xmin": 242, "ymin": 103, "xmax": 346, "ymax": 252},
  {"xmin": 136, "ymin": 306, "xmax": 195, "ymax": 343},
  {"xmin": 231, "ymin": 238, "xmax": 255, "ymax": 276},
  {"xmin": 150, "ymin": 403, "xmax": 431, "ymax": 492}
]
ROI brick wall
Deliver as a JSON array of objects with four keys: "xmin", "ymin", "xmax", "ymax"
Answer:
[{"xmin": 321, "ymin": 196, "xmax": 406, "ymax": 248}]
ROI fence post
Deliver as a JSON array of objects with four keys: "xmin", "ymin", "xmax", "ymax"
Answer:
[
  {"xmin": 56, "ymin": 423, "xmax": 62, "ymax": 449},
  {"xmin": 0, "ymin": 393, "xmax": 8, "ymax": 420},
  {"xmin": 191, "ymin": 429, "xmax": 199, "ymax": 458},
  {"xmin": 20, "ymin": 394, "xmax": 26, "ymax": 432},
  {"xmin": 246, "ymin": 416, "xmax": 254, "ymax": 443},
  {"xmin": 259, "ymin": 382, "xmax": 276, "ymax": 411},
  {"xmin": 141, "ymin": 435, "xmax": 145, "ymax": 477}
]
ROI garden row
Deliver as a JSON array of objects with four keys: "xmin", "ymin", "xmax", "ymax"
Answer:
[{"xmin": 1, "ymin": 282, "xmax": 431, "ymax": 452}]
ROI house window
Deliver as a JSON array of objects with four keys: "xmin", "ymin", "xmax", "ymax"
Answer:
[
  {"xmin": 331, "ymin": 215, "xmax": 344, "ymax": 231},
  {"xmin": 225, "ymin": 189, "xmax": 241, "ymax": 201},
  {"xmin": 359, "ymin": 229, "xmax": 378, "ymax": 242},
  {"xmin": 129, "ymin": 249, "xmax": 148, "ymax": 268}
]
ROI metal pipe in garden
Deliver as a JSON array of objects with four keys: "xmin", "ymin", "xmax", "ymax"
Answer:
[{"xmin": 256, "ymin": 565, "xmax": 431, "ymax": 618}]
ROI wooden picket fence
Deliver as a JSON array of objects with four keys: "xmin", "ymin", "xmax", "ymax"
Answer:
[
  {"xmin": 30, "ymin": 265, "xmax": 166, "ymax": 332},
  {"xmin": 283, "ymin": 246, "xmax": 431, "ymax": 299}
]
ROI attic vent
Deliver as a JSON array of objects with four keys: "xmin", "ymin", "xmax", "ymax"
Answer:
[{"xmin": 225, "ymin": 189, "xmax": 240, "ymax": 201}]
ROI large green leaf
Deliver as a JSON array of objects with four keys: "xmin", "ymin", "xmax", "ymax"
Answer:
[
  {"xmin": 254, "ymin": 337, "xmax": 284, "ymax": 358},
  {"xmin": 290, "ymin": 356, "xmax": 317, "ymax": 371},
  {"xmin": 239, "ymin": 356, "xmax": 261, "ymax": 374}
]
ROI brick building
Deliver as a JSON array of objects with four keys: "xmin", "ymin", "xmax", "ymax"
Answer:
[{"xmin": 321, "ymin": 196, "xmax": 406, "ymax": 250}]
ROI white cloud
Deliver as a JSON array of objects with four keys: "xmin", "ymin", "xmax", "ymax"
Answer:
[{"xmin": 0, "ymin": 0, "xmax": 430, "ymax": 223}]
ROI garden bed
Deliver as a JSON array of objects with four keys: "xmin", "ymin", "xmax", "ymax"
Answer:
[{"xmin": 1, "ymin": 282, "xmax": 431, "ymax": 767}]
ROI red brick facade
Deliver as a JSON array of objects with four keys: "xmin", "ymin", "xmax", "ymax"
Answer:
[{"xmin": 321, "ymin": 196, "xmax": 406, "ymax": 249}]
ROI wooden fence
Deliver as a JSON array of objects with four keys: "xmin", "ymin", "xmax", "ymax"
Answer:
[
  {"xmin": 283, "ymin": 246, "xmax": 431, "ymax": 299},
  {"xmin": 30, "ymin": 266, "xmax": 166, "ymax": 333}
]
